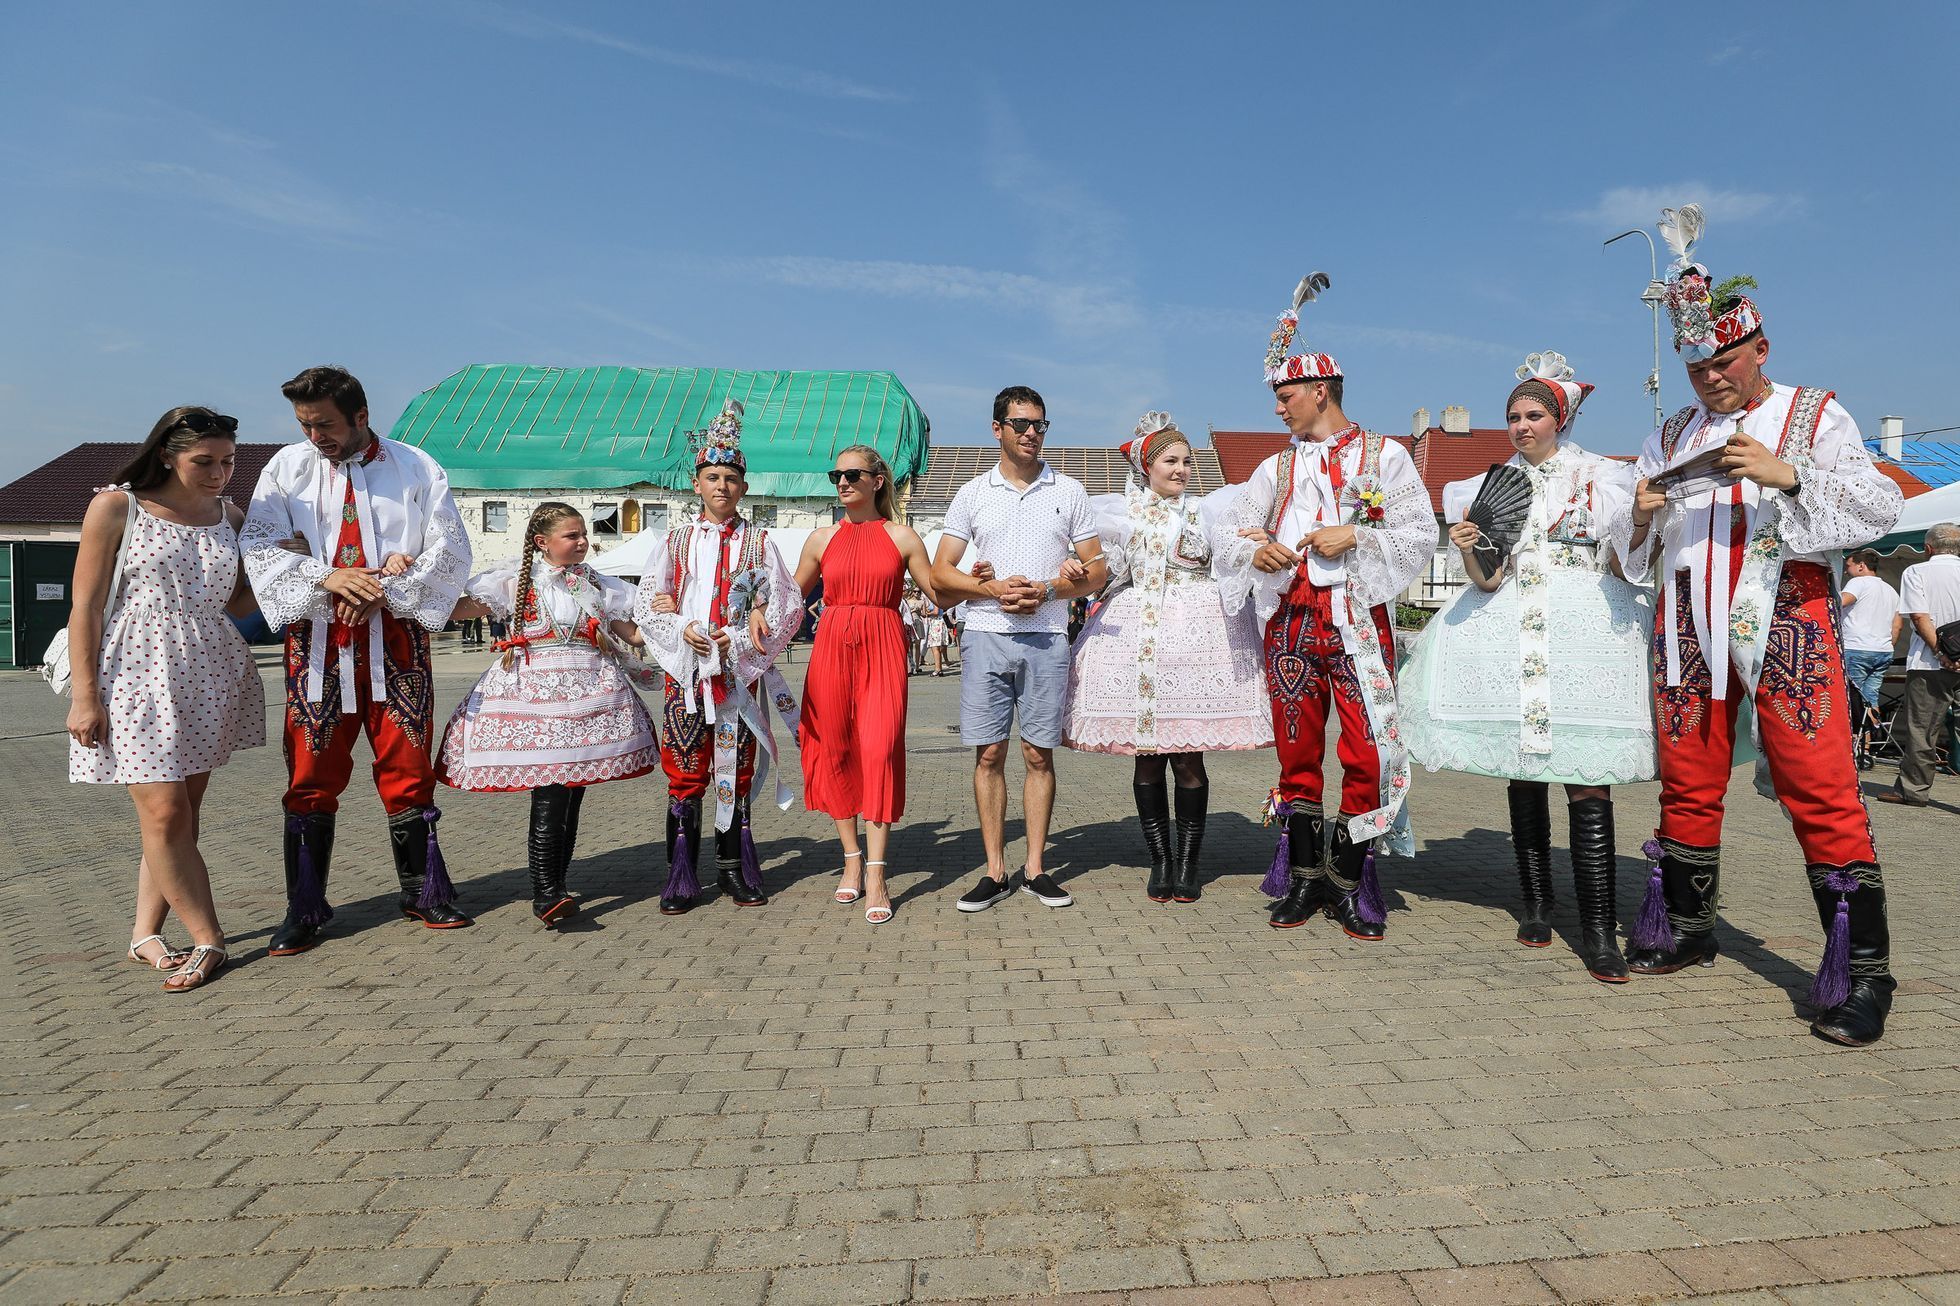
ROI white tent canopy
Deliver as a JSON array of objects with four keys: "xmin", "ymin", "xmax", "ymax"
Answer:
[
  {"xmin": 1873, "ymin": 482, "xmax": 1960, "ymax": 554},
  {"xmin": 589, "ymin": 526, "xmax": 816, "ymax": 578}
]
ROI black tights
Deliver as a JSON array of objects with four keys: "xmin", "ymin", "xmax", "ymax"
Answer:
[
  {"xmin": 1135, "ymin": 751, "xmax": 1207, "ymax": 789},
  {"xmin": 1508, "ymin": 778, "xmax": 1610, "ymax": 804}
]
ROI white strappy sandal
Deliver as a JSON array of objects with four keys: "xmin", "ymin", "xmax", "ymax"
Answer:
[
  {"xmin": 163, "ymin": 943, "xmax": 227, "ymax": 994},
  {"xmin": 127, "ymin": 934, "xmax": 189, "ymax": 971},
  {"xmin": 835, "ymin": 849, "xmax": 864, "ymax": 904},
  {"xmin": 863, "ymin": 861, "xmax": 893, "ymax": 925}
]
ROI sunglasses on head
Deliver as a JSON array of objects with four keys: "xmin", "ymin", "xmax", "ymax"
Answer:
[
  {"xmin": 177, "ymin": 411, "xmax": 239, "ymax": 436},
  {"xmin": 827, "ymin": 467, "xmax": 873, "ymax": 485},
  {"xmin": 999, "ymin": 417, "xmax": 1050, "ymax": 435}
]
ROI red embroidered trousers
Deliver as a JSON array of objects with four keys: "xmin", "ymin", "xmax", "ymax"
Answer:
[
  {"xmin": 284, "ymin": 614, "xmax": 437, "ymax": 817},
  {"xmin": 660, "ymin": 675, "xmax": 756, "ymax": 804},
  {"xmin": 1263, "ymin": 572, "xmax": 1394, "ymax": 817},
  {"xmin": 1653, "ymin": 562, "xmax": 1876, "ymax": 867}
]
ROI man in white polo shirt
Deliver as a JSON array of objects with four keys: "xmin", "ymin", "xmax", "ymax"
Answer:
[
  {"xmin": 1840, "ymin": 548, "xmax": 1901, "ymax": 763},
  {"xmin": 1881, "ymin": 523, "xmax": 1960, "ymax": 807},
  {"xmin": 933, "ymin": 386, "xmax": 1108, "ymax": 911}
]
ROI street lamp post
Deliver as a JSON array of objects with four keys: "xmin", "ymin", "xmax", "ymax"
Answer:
[{"xmin": 1605, "ymin": 228, "xmax": 1665, "ymax": 429}]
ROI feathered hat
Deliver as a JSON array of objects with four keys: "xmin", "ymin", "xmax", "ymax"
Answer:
[
  {"xmin": 1658, "ymin": 204, "xmax": 1762, "ymax": 363},
  {"xmin": 1263, "ymin": 272, "xmax": 1341, "ymax": 385},
  {"xmin": 1121, "ymin": 411, "xmax": 1188, "ymax": 478},
  {"xmin": 690, "ymin": 399, "xmax": 747, "ymax": 473},
  {"xmin": 1507, "ymin": 351, "xmax": 1593, "ymax": 434}
]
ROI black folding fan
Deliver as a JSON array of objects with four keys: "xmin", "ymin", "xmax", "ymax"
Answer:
[{"xmin": 1464, "ymin": 463, "xmax": 1533, "ymax": 573}]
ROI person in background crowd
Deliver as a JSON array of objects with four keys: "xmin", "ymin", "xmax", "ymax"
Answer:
[
  {"xmin": 1840, "ymin": 547, "xmax": 1902, "ymax": 767},
  {"xmin": 1881, "ymin": 523, "xmax": 1960, "ymax": 807}
]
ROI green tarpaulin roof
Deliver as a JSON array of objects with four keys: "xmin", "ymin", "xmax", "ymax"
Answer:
[{"xmin": 389, "ymin": 365, "xmax": 931, "ymax": 496}]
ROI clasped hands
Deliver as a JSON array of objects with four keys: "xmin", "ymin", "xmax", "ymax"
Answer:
[
  {"xmin": 1243, "ymin": 524, "xmax": 1358, "ymax": 574},
  {"xmin": 639, "ymin": 592, "xmax": 768, "ymax": 656},
  {"xmin": 283, "ymin": 532, "xmax": 412, "ymax": 625},
  {"xmin": 970, "ymin": 558, "xmax": 1085, "ymax": 613}
]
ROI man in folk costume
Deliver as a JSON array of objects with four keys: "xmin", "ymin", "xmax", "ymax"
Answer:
[
  {"xmin": 1611, "ymin": 206, "xmax": 1903, "ymax": 1046},
  {"xmin": 1215, "ymin": 274, "xmax": 1437, "ymax": 938},
  {"xmin": 241, "ymin": 366, "xmax": 475, "ymax": 954},
  {"xmin": 633, "ymin": 400, "xmax": 803, "ymax": 915}
]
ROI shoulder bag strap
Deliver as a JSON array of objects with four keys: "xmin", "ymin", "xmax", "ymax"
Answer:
[{"xmin": 103, "ymin": 490, "xmax": 138, "ymax": 619}]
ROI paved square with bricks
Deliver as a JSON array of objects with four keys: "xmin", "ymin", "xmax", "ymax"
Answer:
[{"xmin": 3, "ymin": 641, "xmax": 1957, "ymax": 1304}]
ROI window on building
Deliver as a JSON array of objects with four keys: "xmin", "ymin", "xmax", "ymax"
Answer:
[
  {"xmin": 751, "ymin": 504, "xmax": 777, "ymax": 527},
  {"xmin": 590, "ymin": 502, "xmax": 620, "ymax": 536},
  {"xmin": 831, "ymin": 506, "xmax": 847, "ymax": 524},
  {"xmin": 621, "ymin": 499, "xmax": 641, "ymax": 534},
  {"xmin": 482, "ymin": 501, "xmax": 509, "ymax": 532},
  {"xmin": 644, "ymin": 502, "xmax": 670, "ymax": 532}
]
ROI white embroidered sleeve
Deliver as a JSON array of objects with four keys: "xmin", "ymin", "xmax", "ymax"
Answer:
[
  {"xmin": 1348, "ymin": 445, "xmax": 1437, "ymax": 608},
  {"xmin": 595, "ymin": 573, "xmax": 639, "ymax": 622},
  {"xmin": 382, "ymin": 460, "xmax": 473, "ymax": 631},
  {"xmin": 239, "ymin": 462, "xmax": 332, "ymax": 629},
  {"xmin": 465, "ymin": 566, "xmax": 520, "ymax": 620},
  {"xmin": 1605, "ymin": 434, "xmax": 1668, "ymax": 585},
  {"xmin": 1779, "ymin": 405, "xmax": 1904, "ymax": 555},
  {"xmin": 1589, "ymin": 458, "xmax": 1639, "ymax": 572},
  {"xmin": 632, "ymin": 536, "xmax": 700, "ymax": 683},
  {"xmin": 728, "ymin": 538, "xmax": 802, "ymax": 687},
  {"xmin": 1086, "ymin": 493, "xmax": 1135, "ymax": 588},
  {"xmin": 1205, "ymin": 473, "xmax": 1273, "ymax": 617}
]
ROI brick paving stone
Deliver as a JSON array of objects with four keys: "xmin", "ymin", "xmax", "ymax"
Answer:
[
  {"xmin": 1186, "ymin": 1237, "xmax": 1328, "ymax": 1284},
  {"xmin": 0, "ymin": 1263, "xmax": 161, "ymax": 1304},
  {"xmin": 911, "ymin": 1253, "xmax": 1049, "ymax": 1300},
  {"xmin": 1657, "ymin": 1241, "xmax": 1819, "ymax": 1293},
  {"xmin": 1267, "ymin": 1272, "xmax": 1420, "ymax": 1304},
  {"xmin": 1400, "ymin": 1262, "xmax": 1558, "ymax": 1306},
  {"xmin": 767, "ymin": 1259, "xmax": 913, "ymax": 1305},
  {"xmin": 132, "ymin": 1252, "xmax": 307, "ymax": 1299},
  {"xmin": 619, "ymin": 1270, "xmax": 767, "ymax": 1305},
  {"xmin": 1531, "ymin": 1250, "xmax": 1693, "ymax": 1303}
]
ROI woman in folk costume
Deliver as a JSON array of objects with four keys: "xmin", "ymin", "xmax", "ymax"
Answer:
[
  {"xmin": 1063, "ymin": 413, "xmax": 1272, "ymax": 904},
  {"xmin": 439, "ymin": 503, "xmax": 660, "ymax": 926},
  {"xmin": 1400, "ymin": 353, "xmax": 1655, "ymax": 982},
  {"xmin": 1213, "ymin": 273, "xmax": 1437, "ymax": 939},
  {"xmin": 1609, "ymin": 206, "xmax": 1902, "ymax": 1046},
  {"xmin": 633, "ymin": 400, "xmax": 804, "ymax": 917}
]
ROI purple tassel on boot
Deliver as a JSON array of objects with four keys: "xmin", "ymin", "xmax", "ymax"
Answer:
[
  {"xmin": 1628, "ymin": 837, "xmax": 1675, "ymax": 953},
  {"xmin": 1260, "ymin": 802, "xmax": 1293, "ymax": 899},
  {"xmin": 738, "ymin": 811, "xmax": 764, "ymax": 893},
  {"xmin": 663, "ymin": 797, "xmax": 699, "ymax": 899},
  {"xmin": 1806, "ymin": 869, "xmax": 1860, "ymax": 1012},
  {"xmin": 288, "ymin": 812, "xmax": 331, "ymax": 926},
  {"xmin": 417, "ymin": 806, "xmax": 456, "ymax": 910},
  {"xmin": 1354, "ymin": 851, "xmax": 1387, "ymax": 927}
]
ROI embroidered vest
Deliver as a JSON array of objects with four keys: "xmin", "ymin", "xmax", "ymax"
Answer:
[
  {"xmin": 1266, "ymin": 431, "xmax": 1384, "ymax": 534},
  {"xmin": 668, "ymin": 520, "xmax": 770, "ymax": 614}
]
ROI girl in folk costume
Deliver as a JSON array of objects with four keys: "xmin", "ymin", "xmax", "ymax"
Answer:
[
  {"xmin": 1064, "ymin": 413, "xmax": 1272, "ymax": 904},
  {"xmin": 1400, "ymin": 353, "xmax": 1656, "ymax": 982},
  {"xmin": 633, "ymin": 400, "xmax": 804, "ymax": 917},
  {"xmin": 786, "ymin": 446, "xmax": 940, "ymax": 925},
  {"xmin": 1609, "ymin": 206, "xmax": 1902, "ymax": 1046},
  {"xmin": 438, "ymin": 503, "xmax": 660, "ymax": 926},
  {"xmin": 1213, "ymin": 274, "xmax": 1437, "ymax": 940}
]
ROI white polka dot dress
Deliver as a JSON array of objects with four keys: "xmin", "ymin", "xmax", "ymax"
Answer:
[{"xmin": 69, "ymin": 500, "xmax": 266, "ymax": 785}]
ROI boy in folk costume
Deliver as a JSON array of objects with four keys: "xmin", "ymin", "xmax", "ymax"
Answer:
[
  {"xmin": 633, "ymin": 400, "xmax": 803, "ymax": 915},
  {"xmin": 241, "ymin": 366, "xmax": 475, "ymax": 955},
  {"xmin": 1214, "ymin": 274, "xmax": 1437, "ymax": 939},
  {"xmin": 1611, "ymin": 206, "xmax": 1903, "ymax": 1046}
]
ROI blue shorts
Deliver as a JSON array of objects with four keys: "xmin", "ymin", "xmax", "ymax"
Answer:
[
  {"xmin": 1843, "ymin": 648, "xmax": 1890, "ymax": 712},
  {"xmin": 958, "ymin": 630, "xmax": 1069, "ymax": 749}
]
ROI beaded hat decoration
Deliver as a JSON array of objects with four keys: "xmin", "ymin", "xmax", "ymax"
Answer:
[
  {"xmin": 1506, "ymin": 351, "xmax": 1594, "ymax": 434},
  {"xmin": 1264, "ymin": 271, "xmax": 1341, "ymax": 385},
  {"xmin": 1658, "ymin": 204, "xmax": 1762, "ymax": 363},
  {"xmin": 1121, "ymin": 410, "xmax": 1189, "ymax": 477},
  {"xmin": 690, "ymin": 399, "xmax": 747, "ymax": 473}
]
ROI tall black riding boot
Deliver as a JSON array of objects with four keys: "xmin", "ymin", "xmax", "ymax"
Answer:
[
  {"xmin": 1508, "ymin": 782, "xmax": 1555, "ymax": 946},
  {"xmin": 716, "ymin": 798, "xmax": 768, "ymax": 907},
  {"xmin": 1171, "ymin": 782, "xmax": 1209, "ymax": 903},
  {"xmin": 661, "ymin": 795, "xmax": 701, "ymax": 915},
  {"xmin": 1270, "ymin": 805, "xmax": 1327, "ymax": 929},
  {"xmin": 1806, "ymin": 864, "xmax": 1896, "ymax": 1047},
  {"xmin": 1135, "ymin": 781, "xmax": 1173, "ymax": 902},
  {"xmin": 1567, "ymin": 797, "xmax": 1629, "ymax": 982},
  {"xmin": 1626, "ymin": 837, "xmax": 1719, "ymax": 973},
  {"xmin": 269, "ymin": 811, "xmax": 336, "ymax": 956},
  {"xmin": 390, "ymin": 807, "xmax": 472, "ymax": 929},
  {"xmin": 528, "ymin": 785, "xmax": 578, "ymax": 926},
  {"xmin": 1326, "ymin": 821, "xmax": 1387, "ymax": 941},
  {"xmin": 561, "ymin": 784, "xmax": 586, "ymax": 888}
]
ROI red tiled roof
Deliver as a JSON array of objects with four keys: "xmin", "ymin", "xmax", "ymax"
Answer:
[
  {"xmin": 0, "ymin": 442, "xmax": 284, "ymax": 526},
  {"xmin": 909, "ymin": 444, "xmax": 1223, "ymax": 506},
  {"xmin": 1874, "ymin": 460, "xmax": 1934, "ymax": 500}
]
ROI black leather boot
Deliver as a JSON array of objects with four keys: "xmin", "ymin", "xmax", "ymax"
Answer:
[
  {"xmin": 1568, "ymin": 797, "xmax": 1628, "ymax": 983},
  {"xmin": 529, "ymin": 785, "xmax": 578, "ymax": 926},
  {"xmin": 1508, "ymin": 782, "xmax": 1555, "ymax": 947},
  {"xmin": 1135, "ymin": 781, "xmax": 1173, "ymax": 903},
  {"xmin": 1270, "ymin": 807, "xmax": 1326, "ymax": 929},
  {"xmin": 1626, "ymin": 838, "xmax": 1719, "ymax": 974},
  {"xmin": 561, "ymin": 784, "xmax": 586, "ymax": 888},
  {"xmin": 1171, "ymin": 782, "xmax": 1208, "ymax": 903},
  {"xmin": 390, "ymin": 807, "xmax": 472, "ymax": 929},
  {"xmin": 1807, "ymin": 865, "xmax": 1895, "ymax": 1047},
  {"xmin": 661, "ymin": 796, "xmax": 701, "ymax": 915},
  {"xmin": 716, "ymin": 799, "xmax": 768, "ymax": 907},
  {"xmin": 1326, "ymin": 821, "xmax": 1386, "ymax": 942},
  {"xmin": 269, "ymin": 811, "xmax": 335, "ymax": 956}
]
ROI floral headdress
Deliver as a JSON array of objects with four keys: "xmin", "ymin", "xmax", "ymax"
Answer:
[
  {"xmin": 689, "ymin": 399, "xmax": 747, "ymax": 473},
  {"xmin": 1658, "ymin": 205, "xmax": 1762, "ymax": 363},
  {"xmin": 1120, "ymin": 410, "xmax": 1188, "ymax": 480},
  {"xmin": 1507, "ymin": 350, "xmax": 1594, "ymax": 434},
  {"xmin": 1263, "ymin": 271, "xmax": 1341, "ymax": 385}
]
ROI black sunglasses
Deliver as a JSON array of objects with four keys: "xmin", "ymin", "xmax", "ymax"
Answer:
[
  {"xmin": 999, "ymin": 417, "xmax": 1050, "ymax": 435},
  {"xmin": 176, "ymin": 411, "xmax": 239, "ymax": 436},
  {"xmin": 827, "ymin": 467, "xmax": 873, "ymax": 485}
]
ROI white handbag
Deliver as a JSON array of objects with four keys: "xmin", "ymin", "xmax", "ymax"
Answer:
[{"xmin": 40, "ymin": 489, "xmax": 136, "ymax": 696}]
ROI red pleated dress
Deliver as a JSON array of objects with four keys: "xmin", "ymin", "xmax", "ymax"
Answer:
[{"xmin": 800, "ymin": 519, "xmax": 909, "ymax": 823}]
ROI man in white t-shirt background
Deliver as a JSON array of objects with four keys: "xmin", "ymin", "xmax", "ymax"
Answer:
[
  {"xmin": 1881, "ymin": 523, "xmax": 1960, "ymax": 807},
  {"xmin": 932, "ymin": 386, "xmax": 1108, "ymax": 912},
  {"xmin": 1840, "ymin": 548, "xmax": 1902, "ymax": 764}
]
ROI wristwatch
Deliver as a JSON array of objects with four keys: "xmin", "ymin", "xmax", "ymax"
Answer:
[{"xmin": 1041, "ymin": 580, "xmax": 1057, "ymax": 603}]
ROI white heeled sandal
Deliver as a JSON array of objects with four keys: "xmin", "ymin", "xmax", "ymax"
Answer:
[
  {"xmin": 864, "ymin": 861, "xmax": 893, "ymax": 925},
  {"xmin": 835, "ymin": 849, "xmax": 864, "ymax": 904}
]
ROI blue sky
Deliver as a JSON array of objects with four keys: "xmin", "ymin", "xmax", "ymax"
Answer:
[{"xmin": 3, "ymin": 1, "xmax": 1956, "ymax": 485}]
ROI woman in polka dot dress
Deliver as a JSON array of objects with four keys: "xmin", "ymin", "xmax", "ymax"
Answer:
[{"xmin": 66, "ymin": 407, "xmax": 267, "ymax": 992}]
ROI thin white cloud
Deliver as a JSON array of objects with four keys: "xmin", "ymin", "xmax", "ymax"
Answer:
[
  {"xmin": 467, "ymin": 4, "xmax": 904, "ymax": 103},
  {"xmin": 130, "ymin": 161, "xmax": 379, "ymax": 241},
  {"xmin": 571, "ymin": 302, "xmax": 693, "ymax": 351},
  {"xmin": 1557, "ymin": 184, "xmax": 1805, "ymax": 230}
]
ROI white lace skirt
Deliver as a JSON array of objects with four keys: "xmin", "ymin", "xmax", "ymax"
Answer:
[
  {"xmin": 437, "ymin": 642, "xmax": 659, "ymax": 791},
  {"xmin": 1064, "ymin": 578, "xmax": 1273, "ymax": 755},
  {"xmin": 1399, "ymin": 568, "xmax": 1657, "ymax": 785}
]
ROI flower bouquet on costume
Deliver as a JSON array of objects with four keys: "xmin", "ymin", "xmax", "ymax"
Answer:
[{"xmin": 1462, "ymin": 463, "xmax": 1533, "ymax": 574}]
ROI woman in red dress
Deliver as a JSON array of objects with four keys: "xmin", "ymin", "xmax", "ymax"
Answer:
[{"xmin": 791, "ymin": 445, "xmax": 939, "ymax": 924}]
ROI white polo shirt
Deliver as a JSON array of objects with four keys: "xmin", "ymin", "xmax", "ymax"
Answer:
[
  {"xmin": 942, "ymin": 462, "xmax": 1098, "ymax": 635},
  {"xmin": 1899, "ymin": 553, "xmax": 1960, "ymax": 671},
  {"xmin": 1840, "ymin": 574, "xmax": 1900, "ymax": 653}
]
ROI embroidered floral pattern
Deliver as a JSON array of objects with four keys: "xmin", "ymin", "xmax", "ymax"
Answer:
[
  {"xmin": 1654, "ymin": 581, "xmax": 1712, "ymax": 744},
  {"xmin": 1761, "ymin": 570, "xmax": 1834, "ymax": 740}
]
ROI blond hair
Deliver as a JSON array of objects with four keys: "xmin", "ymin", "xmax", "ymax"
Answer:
[{"xmin": 836, "ymin": 445, "xmax": 898, "ymax": 520}]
